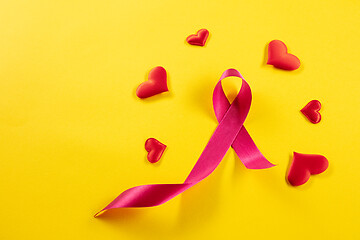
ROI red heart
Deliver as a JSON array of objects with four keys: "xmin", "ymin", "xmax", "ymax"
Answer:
[
  {"xmin": 287, "ymin": 152, "xmax": 328, "ymax": 186},
  {"xmin": 267, "ymin": 40, "xmax": 300, "ymax": 70},
  {"xmin": 301, "ymin": 100, "xmax": 322, "ymax": 124},
  {"xmin": 136, "ymin": 66, "xmax": 168, "ymax": 99},
  {"xmin": 186, "ymin": 29, "xmax": 209, "ymax": 46},
  {"xmin": 145, "ymin": 138, "xmax": 167, "ymax": 163}
]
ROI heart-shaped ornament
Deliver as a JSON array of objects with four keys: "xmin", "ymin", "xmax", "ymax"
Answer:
[
  {"xmin": 267, "ymin": 40, "xmax": 300, "ymax": 70},
  {"xmin": 136, "ymin": 66, "xmax": 168, "ymax": 99},
  {"xmin": 186, "ymin": 29, "xmax": 209, "ymax": 46},
  {"xmin": 301, "ymin": 100, "xmax": 322, "ymax": 124},
  {"xmin": 287, "ymin": 152, "xmax": 328, "ymax": 186},
  {"xmin": 145, "ymin": 138, "xmax": 167, "ymax": 163}
]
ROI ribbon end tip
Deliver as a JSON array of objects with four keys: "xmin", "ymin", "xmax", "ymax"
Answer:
[{"xmin": 94, "ymin": 210, "xmax": 105, "ymax": 218}]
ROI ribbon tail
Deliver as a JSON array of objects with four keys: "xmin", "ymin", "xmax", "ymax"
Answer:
[
  {"xmin": 232, "ymin": 127, "xmax": 275, "ymax": 169},
  {"xmin": 94, "ymin": 183, "xmax": 193, "ymax": 217}
]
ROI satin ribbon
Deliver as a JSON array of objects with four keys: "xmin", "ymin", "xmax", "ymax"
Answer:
[{"xmin": 95, "ymin": 69, "xmax": 274, "ymax": 217}]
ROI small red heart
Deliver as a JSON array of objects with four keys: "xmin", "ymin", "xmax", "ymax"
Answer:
[
  {"xmin": 301, "ymin": 100, "xmax": 322, "ymax": 124},
  {"xmin": 145, "ymin": 138, "xmax": 167, "ymax": 163},
  {"xmin": 287, "ymin": 152, "xmax": 328, "ymax": 186},
  {"xmin": 267, "ymin": 40, "xmax": 300, "ymax": 70},
  {"xmin": 136, "ymin": 66, "xmax": 168, "ymax": 99},
  {"xmin": 186, "ymin": 29, "xmax": 209, "ymax": 46}
]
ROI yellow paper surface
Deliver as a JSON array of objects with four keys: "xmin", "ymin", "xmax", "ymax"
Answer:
[{"xmin": 0, "ymin": 1, "xmax": 359, "ymax": 239}]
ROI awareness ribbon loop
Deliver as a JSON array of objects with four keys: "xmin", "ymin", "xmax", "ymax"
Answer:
[{"xmin": 95, "ymin": 69, "xmax": 274, "ymax": 217}]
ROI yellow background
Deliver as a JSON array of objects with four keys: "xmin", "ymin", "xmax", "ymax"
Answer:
[{"xmin": 0, "ymin": 0, "xmax": 359, "ymax": 239}]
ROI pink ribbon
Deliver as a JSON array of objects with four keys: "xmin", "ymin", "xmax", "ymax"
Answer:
[{"xmin": 95, "ymin": 69, "xmax": 274, "ymax": 217}]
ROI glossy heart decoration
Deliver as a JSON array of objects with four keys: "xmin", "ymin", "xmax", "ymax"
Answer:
[
  {"xmin": 267, "ymin": 40, "xmax": 300, "ymax": 70},
  {"xmin": 136, "ymin": 66, "xmax": 168, "ymax": 99},
  {"xmin": 301, "ymin": 100, "xmax": 322, "ymax": 124},
  {"xmin": 186, "ymin": 29, "xmax": 209, "ymax": 46},
  {"xmin": 287, "ymin": 152, "xmax": 328, "ymax": 186},
  {"xmin": 145, "ymin": 138, "xmax": 167, "ymax": 163}
]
